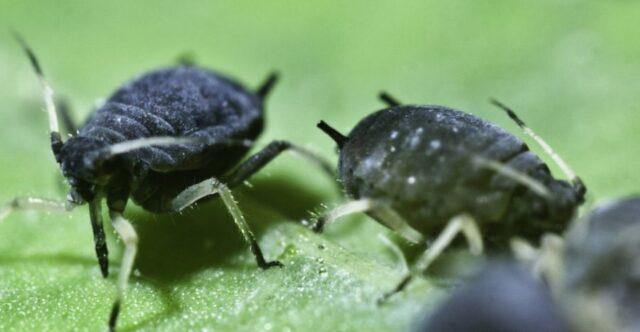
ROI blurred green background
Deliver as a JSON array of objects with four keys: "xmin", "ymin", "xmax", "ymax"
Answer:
[{"xmin": 1, "ymin": 1, "xmax": 639, "ymax": 331}]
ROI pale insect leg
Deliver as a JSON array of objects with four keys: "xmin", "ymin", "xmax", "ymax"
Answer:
[
  {"xmin": 169, "ymin": 178, "xmax": 281, "ymax": 269},
  {"xmin": 379, "ymin": 214, "xmax": 483, "ymax": 303},
  {"xmin": 108, "ymin": 211, "xmax": 139, "ymax": 332}
]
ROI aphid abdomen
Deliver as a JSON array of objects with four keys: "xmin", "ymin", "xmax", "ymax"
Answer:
[
  {"xmin": 107, "ymin": 66, "xmax": 262, "ymax": 136},
  {"xmin": 77, "ymin": 66, "xmax": 262, "ymax": 172},
  {"xmin": 79, "ymin": 103, "xmax": 203, "ymax": 171}
]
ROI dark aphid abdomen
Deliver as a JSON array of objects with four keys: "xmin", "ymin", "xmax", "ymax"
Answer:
[{"xmin": 79, "ymin": 66, "xmax": 262, "ymax": 172}]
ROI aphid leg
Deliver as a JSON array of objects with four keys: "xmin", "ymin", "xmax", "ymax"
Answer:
[
  {"xmin": 511, "ymin": 235, "xmax": 565, "ymax": 294},
  {"xmin": 108, "ymin": 210, "xmax": 139, "ymax": 332},
  {"xmin": 378, "ymin": 91, "xmax": 402, "ymax": 107},
  {"xmin": 312, "ymin": 199, "xmax": 375, "ymax": 233},
  {"xmin": 379, "ymin": 214, "xmax": 483, "ymax": 303},
  {"xmin": 0, "ymin": 196, "xmax": 72, "ymax": 222},
  {"xmin": 312, "ymin": 199, "xmax": 423, "ymax": 244},
  {"xmin": 222, "ymin": 140, "xmax": 336, "ymax": 188},
  {"xmin": 371, "ymin": 204, "xmax": 425, "ymax": 244},
  {"xmin": 169, "ymin": 178, "xmax": 282, "ymax": 269},
  {"xmin": 490, "ymin": 99, "xmax": 586, "ymax": 197},
  {"xmin": 13, "ymin": 33, "xmax": 64, "ymax": 155},
  {"xmin": 89, "ymin": 199, "xmax": 109, "ymax": 278},
  {"xmin": 378, "ymin": 234, "xmax": 409, "ymax": 274}
]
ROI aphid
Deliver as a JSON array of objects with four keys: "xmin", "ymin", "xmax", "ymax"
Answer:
[
  {"xmin": 419, "ymin": 262, "xmax": 571, "ymax": 332},
  {"xmin": 1, "ymin": 35, "xmax": 333, "ymax": 330},
  {"xmin": 314, "ymin": 92, "xmax": 586, "ymax": 298},
  {"xmin": 543, "ymin": 196, "xmax": 640, "ymax": 331}
]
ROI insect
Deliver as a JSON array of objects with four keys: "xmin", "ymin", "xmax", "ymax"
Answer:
[
  {"xmin": 519, "ymin": 196, "xmax": 640, "ymax": 331},
  {"xmin": 420, "ymin": 262, "xmax": 571, "ymax": 332},
  {"xmin": 313, "ymin": 92, "xmax": 586, "ymax": 299},
  {"xmin": 1, "ymin": 35, "xmax": 333, "ymax": 331}
]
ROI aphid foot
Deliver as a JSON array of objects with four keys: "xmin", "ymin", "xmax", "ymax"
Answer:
[
  {"xmin": 108, "ymin": 299, "xmax": 120, "ymax": 332},
  {"xmin": 259, "ymin": 260, "xmax": 284, "ymax": 270},
  {"xmin": 377, "ymin": 275, "xmax": 412, "ymax": 305}
]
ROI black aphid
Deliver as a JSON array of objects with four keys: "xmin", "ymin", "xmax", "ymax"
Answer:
[
  {"xmin": 560, "ymin": 196, "xmax": 640, "ymax": 331},
  {"xmin": 420, "ymin": 262, "xmax": 571, "ymax": 332},
  {"xmin": 314, "ymin": 92, "xmax": 585, "ymax": 299},
  {"xmin": 1, "ymin": 35, "xmax": 333, "ymax": 331}
]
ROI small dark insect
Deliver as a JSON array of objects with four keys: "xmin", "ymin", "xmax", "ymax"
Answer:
[
  {"xmin": 1, "ymin": 35, "xmax": 333, "ymax": 330},
  {"xmin": 314, "ymin": 92, "xmax": 586, "ymax": 299},
  {"xmin": 419, "ymin": 262, "xmax": 571, "ymax": 332},
  {"xmin": 557, "ymin": 196, "xmax": 640, "ymax": 331}
]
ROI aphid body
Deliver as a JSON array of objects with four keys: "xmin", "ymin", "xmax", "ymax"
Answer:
[
  {"xmin": 562, "ymin": 196, "xmax": 640, "ymax": 331},
  {"xmin": 3, "ymin": 36, "xmax": 332, "ymax": 331},
  {"xmin": 315, "ymin": 93, "xmax": 585, "ymax": 297}
]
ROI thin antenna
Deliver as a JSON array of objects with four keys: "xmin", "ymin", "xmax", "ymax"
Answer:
[
  {"xmin": 13, "ymin": 31, "xmax": 63, "ymax": 155},
  {"xmin": 256, "ymin": 72, "xmax": 279, "ymax": 99},
  {"xmin": 490, "ymin": 99, "xmax": 585, "ymax": 196},
  {"xmin": 379, "ymin": 91, "xmax": 402, "ymax": 107},
  {"xmin": 473, "ymin": 155, "xmax": 551, "ymax": 199},
  {"xmin": 317, "ymin": 121, "xmax": 347, "ymax": 148}
]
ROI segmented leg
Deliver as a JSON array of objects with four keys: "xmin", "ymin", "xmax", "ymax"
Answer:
[
  {"xmin": 108, "ymin": 210, "xmax": 139, "ymax": 332},
  {"xmin": 312, "ymin": 199, "xmax": 424, "ymax": 244},
  {"xmin": 0, "ymin": 196, "xmax": 72, "ymax": 222},
  {"xmin": 169, "ymin": 178, "xmax": 281, "ymax": 269},
  {"xmin": 312, "ymin": 199, "xmax": 375, "ymax": 233},
  {"xmin": 379, "ymin": 214, "xmax": 483, "ymax": 303},
  {"xmin": 511, "ymin": 234, "xmax": 565, "ymax": 294},
  {"xmin": 378, "ymin": 233, "xmax": 409, "ymax": 274},
  {"xmin": 89, "ymin": 199, "xmax": 109, "ymax": 278},
  {"xmin": 222, "ymin": 140, "xmax": 335, "ymax": 188}
]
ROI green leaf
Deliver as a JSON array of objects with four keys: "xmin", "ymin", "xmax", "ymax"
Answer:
[{"xmin": 2, "ymin": 1, "xmax": 640, "ymax": 331}]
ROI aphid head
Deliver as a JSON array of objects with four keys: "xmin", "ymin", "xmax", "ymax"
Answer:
[
  {"xmin": 58, "ymin": 137, "xmax": 112, "ymax": 203},
  {"xmin": 529, "ymin": 178, "xmax": 584, "ymax": 231}
]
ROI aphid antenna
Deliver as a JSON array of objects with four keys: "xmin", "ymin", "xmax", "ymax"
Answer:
[
  {"xmin": 378, "ymin": 91, "xmax": 402, "ymax": 107},
  {"xmin": 473, "ymin": 154, "xmax": 551, "ymax": 199},
  {"xmin": 256, "ymin": 71, "xmax": 279, "ymax": 99},
  {"xmin": 13, "ymin": 31, "xmax": 63, "ymax": 156},
  {"xmin": 490, "ymin": 99, "xmax": 586, "ymax": 197},
  {"xmin": 317, "ymin": 120, "xmax": 347, "ymax": 148}
]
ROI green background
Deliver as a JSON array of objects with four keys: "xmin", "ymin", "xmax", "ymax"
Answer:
[{"xmin": 1, "ymin": 1, "xmax": 639, "ymax": 331}]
